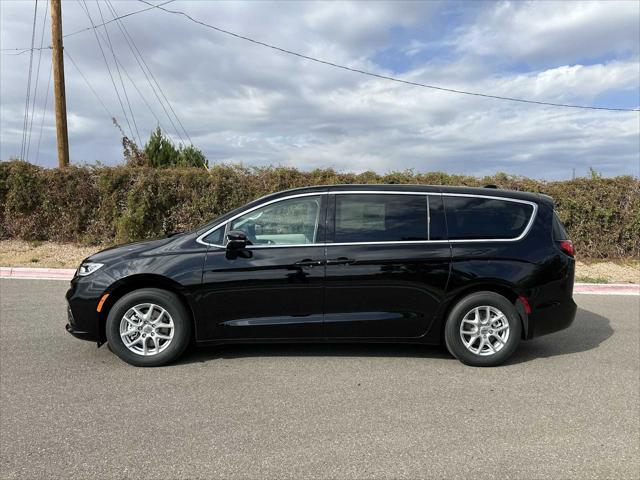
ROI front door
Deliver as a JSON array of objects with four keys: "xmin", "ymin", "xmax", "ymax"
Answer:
[
  {"xmin": 198, "ymin": 194, "xmax": 327, "ymax": 341},
  {"xmin": 323, "ymin": 193, "xmax": 451, "ymax": 339}
]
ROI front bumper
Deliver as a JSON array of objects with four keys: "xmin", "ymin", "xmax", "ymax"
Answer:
[
  {"xmin": 66, "ymin": 275, "xmax": 104, "ymax": 343},
  {"xmin": 65, "ymin": 322, "xmax": 94, "ymax": 341}
]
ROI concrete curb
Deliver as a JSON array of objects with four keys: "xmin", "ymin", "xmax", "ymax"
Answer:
[
  {"xmin": 574, "ymin": 283, "xmax": 639, "ymax": 296},
  {"xmin": 1, "ymin": 267, "xmax": 638, "ymax": 295},
  {"xmin": 0, "ymin": 267, "xmax": 76, "ymax": 281}
]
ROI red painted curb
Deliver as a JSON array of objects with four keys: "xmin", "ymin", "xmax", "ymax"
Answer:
[
  {"xmin": 574, "ymin": 283, "xmax": 639, "ymax": 295},
  {"xmin": 0, "ymin": 267, "xmax": 76, "ymax": 280},
  {"xmin": 1, "ymin": 268, "xmax": 638, "ymax": 295}
]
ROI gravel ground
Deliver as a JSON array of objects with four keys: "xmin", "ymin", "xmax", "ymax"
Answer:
[
  {"xmin": 0, "ymin": 279, "xmax": 638, "ymax": 479},
  {"xmin": 1, "ymin": 240, "xmax": 639, "ymax": 283}
]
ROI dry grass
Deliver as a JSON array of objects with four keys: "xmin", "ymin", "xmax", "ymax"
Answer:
[
  {"xmin": 1, "ymin": 240, "xmax": 638, "ymax": 283},
  {"xmin": 575, "ymin": 259, "xmax": 640, "ymax": 284},
  {"xmin": 0, "ymin": 240, "xmax": 103, "ymax": 269}
]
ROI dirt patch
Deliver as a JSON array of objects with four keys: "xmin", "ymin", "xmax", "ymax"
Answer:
[
  {"xmin": 0, "ymin": 240, "xmax": 103, "ymax": 269},
  {"xmin": 575, "ymin": 260, "xmax": 640, "ymax": 284},
  {"xmin": 1, "ymin": 240, "xmax": 638, "ymax": 283}
]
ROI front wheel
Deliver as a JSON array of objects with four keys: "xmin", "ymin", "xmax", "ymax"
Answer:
[
  {"xmin": 444, "ymin": 291, "xmax": 521, "ymax": 367},
  {"xmin": 105, "ymin": 288, "xmax": 192, "ymax": 367}
]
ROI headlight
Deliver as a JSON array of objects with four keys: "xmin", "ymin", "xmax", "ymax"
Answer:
[{"xmin": 77, "ymin": 262, "xmax": 104, "ymax": 276}]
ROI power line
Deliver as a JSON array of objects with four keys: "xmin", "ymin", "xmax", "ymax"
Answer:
[
  {"xmin": 65, "ymin": 0, "xmax": 175, "ymax": 38},
  {"xmin": 77, "ymin": 0, "xmax": 135, "ymax": 140},
  {"xmin": 0, "ymin": 0, "xmax": 176, "ymax": 51},
  {"xmin": 35, "ymin": 60, "xmax": 54, "ymax": 165},
  {"xmin": 93, "ymin": 0, "xmax": 141, "ymax": 146},
  {"xmin": 115, "ymin": 53, "xmax": 165, "ymax": 132},
  {"xmin": 1, "ymin": 47, "xmax": 49, "ymax": 55},
  {"xmin": 106, "ymin": 0, "xmax": 189, "ymax": 144},
  {"xmin": 140, "ymin": 0, "xmax": 639, "ymax": 113},
  {"xmin": 65, "ymin": 49, "xmax": 115, "ymax": 119},
  {"xmin": 26, "ymin": 0, "xmax": 50, "ymax": 161},
  {"xmin": 20, "ymin": 0, "xmax": 39, "ymax": 161}
]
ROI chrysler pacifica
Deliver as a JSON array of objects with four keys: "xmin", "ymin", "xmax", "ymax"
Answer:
[{"xmin": 66, "ymin": 184, "xmax": 577, "ymax": 367}]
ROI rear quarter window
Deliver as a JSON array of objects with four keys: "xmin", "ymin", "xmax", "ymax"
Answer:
[{"xmin": 444, "ymin": 196, "xmax": 534, "ymax": 240}]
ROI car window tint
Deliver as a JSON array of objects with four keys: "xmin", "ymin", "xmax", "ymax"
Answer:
[
  {"xmin": 444, "ymin": 196, "xmax": 533, "ymax": 240},
  {"xmin": 203, "ymin": 226, "xmax": 225, "ymax": 245},
  {"xmin": 334, "ymin": 194, "xmax": 428, "ymax": 243},
  {"xmin": 230, "ymin": 196, "xmax": 321, "ymax": 245}
]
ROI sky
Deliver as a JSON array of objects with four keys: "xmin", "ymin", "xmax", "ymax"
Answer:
[{"xmin": 1, "ymin": 0, "xmax": 639, "ymax": 179}]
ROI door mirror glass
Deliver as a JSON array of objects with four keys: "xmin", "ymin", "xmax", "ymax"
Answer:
[{"xmin": 226, "ymin": 230, "xmax": 248, "ymax": 250}]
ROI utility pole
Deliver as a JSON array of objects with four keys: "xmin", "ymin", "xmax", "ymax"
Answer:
[{"xmin": 50, "ymin": 0, "xmax": 69, "ymax": 167}]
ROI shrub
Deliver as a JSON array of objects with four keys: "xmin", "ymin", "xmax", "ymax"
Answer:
[{"xmin": 0, "ymin": 160, "xmax": 637, "ymax": 258}]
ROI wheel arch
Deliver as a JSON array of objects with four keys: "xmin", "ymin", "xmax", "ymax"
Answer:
[
  {"xmin": 97, "ymin": 274, "xmax": 197, "ymax": 345},
  {"xmin": 436, "ymin": 281, "xmax": 528, "ymax": 343}
]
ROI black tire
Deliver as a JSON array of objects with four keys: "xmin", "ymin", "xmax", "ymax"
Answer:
[
  {"xmin": 444, "ymin": 291, "xmax": 521, "ymax": 367},
  {"xmin": 106, "ymin": 288, "xmax": 192, "ymax": 367}
]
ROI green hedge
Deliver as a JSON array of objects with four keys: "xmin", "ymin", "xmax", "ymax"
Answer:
[{"xmin": 1, "ymin": 160, "xmax": 638, "ymax": 258}]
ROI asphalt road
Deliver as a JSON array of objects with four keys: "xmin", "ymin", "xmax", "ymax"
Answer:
[{"xmin": 1, "ymin": 279, "xmax": 638, "ymax": 479}]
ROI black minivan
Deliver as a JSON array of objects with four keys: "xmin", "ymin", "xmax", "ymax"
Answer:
[{"xmin": 66, "ymin": 184, "xmax": 577, "ymax": 367}]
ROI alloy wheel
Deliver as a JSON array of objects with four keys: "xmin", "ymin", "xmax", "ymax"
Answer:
[
  {"xmin": 119, "ymin": 303, "xmax": 175, "ymax": 356},
  {"xmin": 459, "ymin": 305, "xmax": 510, "ymax": 356}
]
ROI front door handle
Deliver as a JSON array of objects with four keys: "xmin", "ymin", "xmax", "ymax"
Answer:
[
  {"xmin": 326, "ymin": 257, "xmax": 356, "ymax": 265},
  {"xmin": 294, "ymin": 259, "xmax": 323, "ymax": 267}
]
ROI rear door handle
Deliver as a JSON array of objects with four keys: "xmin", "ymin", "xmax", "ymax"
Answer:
[
  {"xmin": 326, "ymin": 257, "xmax": 356, "ymax": 265},
  {"xmin": 294, "ymin": 259, "xmax": 323, "ymax": 267}
]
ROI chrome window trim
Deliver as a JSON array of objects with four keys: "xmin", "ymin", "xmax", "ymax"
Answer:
[{"xmin": 196, "ymin": 190, "xmax": 538, "ymax": 247}]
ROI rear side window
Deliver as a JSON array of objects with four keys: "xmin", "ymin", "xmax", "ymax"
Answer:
[
  {"xmin": 552, "ymin": 212, "xmax": 569, "ymax": 240},
  {"xmin": 444, "ymin": 196, "xmax": 534, "ymax": 240},
  {"xmin": 334, "ymin": 194, "xmax": 428, "ymax": 243}
]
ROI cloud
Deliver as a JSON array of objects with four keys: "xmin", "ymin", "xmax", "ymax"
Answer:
[
  {"xmin": 454, "ymin": 1, "xmax": 640, "ymax": 66},
  {"xmin": 0, "ymin": 0, "xmax": 638, "ymax": 179}
]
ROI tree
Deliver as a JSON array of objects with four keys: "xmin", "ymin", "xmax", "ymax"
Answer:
[
  {"xmin": 120, "ymin": 126, "xmax": 209, "ymax": 169},
  {"xmin": 144, "ymin": 127, "xmax": 180, "ymax": 168},
  {"xmin": 177, "ymin": 144, "xmax": 208, "ymax": 169}
]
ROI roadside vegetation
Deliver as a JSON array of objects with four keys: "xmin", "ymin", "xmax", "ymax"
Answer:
[{"xmin": 1, "ymin": 159, "xmax": 638, "ymax": 259}]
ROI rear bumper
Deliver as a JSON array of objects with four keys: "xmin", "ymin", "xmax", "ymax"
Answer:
[{"xmin": 528, "ymin": 297, "xmax": 577, "ymax": 338}]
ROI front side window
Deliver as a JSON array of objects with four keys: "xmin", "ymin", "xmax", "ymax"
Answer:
[
  {"xmin": 334, "ymin": 194, "xmax": 428, "ymax": 243},
  {"xmin": 229, "ymin": 195, "xmax": 321, "ymax": 245},
  {"xmin": 444, "ymin": 196, "xmax": 534, "ymax": 240}
]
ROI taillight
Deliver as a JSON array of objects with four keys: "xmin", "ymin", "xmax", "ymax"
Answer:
[{"xmin": 559, "ymin": 240, "xmax": 574, "ymax": 257}]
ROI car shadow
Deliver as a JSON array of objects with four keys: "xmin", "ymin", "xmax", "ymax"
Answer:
[
  {"xmin": 505, "ymin": 307, "xmax": 613, "ymax": 365},
  {"xmin": 178, "ymin": 342, "xmax": 453, "ymax": 364},
  {"xmin": 176, "ymin": 307, "xmax": 612, "ymax": 366}
]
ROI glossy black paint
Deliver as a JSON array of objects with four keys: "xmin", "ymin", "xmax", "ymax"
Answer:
[
  {"xmin": 66, "ymin": 184, "xmax": 576, "ymax": 349},
  {"xmin": 199, "ymin": 245, "xmax": 326, "ymax": 340},
  {"xmin": 323, "ymin": 243, "xmax": 451, "ymax": 338}
]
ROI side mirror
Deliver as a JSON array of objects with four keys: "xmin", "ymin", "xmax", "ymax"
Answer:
[{"xmin": 226, "ymin": 230, "xmax": 248, "ymax": 250}]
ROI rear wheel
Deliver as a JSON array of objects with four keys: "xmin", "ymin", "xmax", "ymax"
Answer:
[
  {"xmin": 106, "ymin": 288, "xmax": 192, "ymax": 367},
  {"xmin": 444, "ymin": 291, "xmax": 521, "ymax": 367}
]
